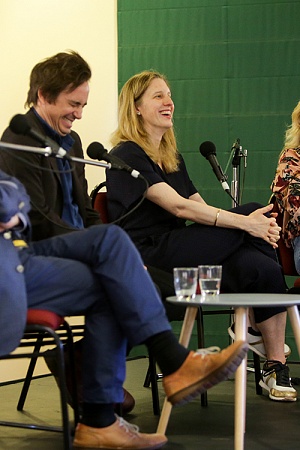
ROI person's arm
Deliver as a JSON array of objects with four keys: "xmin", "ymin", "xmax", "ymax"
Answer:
[
  {"xmin": 146, "ymin": 182, "xmax": 280, "ymax": 247},
  {"xmin": 189, "ymin": 192, "xmax": 207, "ymax": 205},
  {"xmin": 0, "ymin": 171, "xmax": 31, "ymax": 232}
]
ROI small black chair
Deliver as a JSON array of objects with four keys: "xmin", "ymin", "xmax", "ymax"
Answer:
[{"xmin": 0, "ymin": 309, "xmax": 79, "ymax": 450}]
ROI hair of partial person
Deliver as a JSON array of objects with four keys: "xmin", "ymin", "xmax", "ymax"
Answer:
[
  {"xmin": 281, "ymin": 100, "xmax": 300, "ymax": 155},
  {"xmin": 25, "ymin": 50, "xmax": 92, "ymax": 108},
  {"xmin": 110, "ymin": 69, "xmax": 180, "ymax": 173}
]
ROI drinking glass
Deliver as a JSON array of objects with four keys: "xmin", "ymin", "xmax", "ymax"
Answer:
[
  {"xmin": 173, "ymin": 267, "xmax": 198, "ymax": 301},
  {"xmin": 198, "ymin": 265, "xmax": 222, "ymax": 296}
]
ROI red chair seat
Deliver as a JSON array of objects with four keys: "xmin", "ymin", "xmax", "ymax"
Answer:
[
  {"xmin": 294, "ymin": 278, "xmax": 300, "ymax": 288},
  {"xmin": 26, "ymin": 309, "xmax": 64, "ymax": 329}
]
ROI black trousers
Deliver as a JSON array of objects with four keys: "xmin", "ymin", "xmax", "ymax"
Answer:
[{"xmin": 136, "ymin": 203, "xmax": 287, "ymax": 324}]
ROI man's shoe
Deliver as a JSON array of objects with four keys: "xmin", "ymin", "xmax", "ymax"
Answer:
[
  {"xmin": 73, "ymin": 416, "xmax": 167, "ymax": 449},
  {"xmin": 163, "ymin": 340, "xmax": 248, "ymax": 406},
  {"xmin": 259, "ymin": 360, "xmax": 297, "ymax": 401},
  {"xmin": 43, "ymin": 344, "xmax": 135, "ymax": 414},
  {"xmin": 228, "ymin": 324, "xmax": 291, "ymax": 359},
  {"xmin": 121, "ymin": 389, "xmax": 136, "ymax": 414}
]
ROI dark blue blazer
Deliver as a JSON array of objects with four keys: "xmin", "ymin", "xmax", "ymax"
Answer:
[{"xmin": 0, "ymin": 170, "xmax": 31, "ymax": 356}]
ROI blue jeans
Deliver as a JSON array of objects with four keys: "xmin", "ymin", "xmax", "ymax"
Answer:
[
  {"xmin": 292, "ymin": 236, "xmax": 300, "ymax": 275},
  {"xmin": 20, "ymin": 224, "xmax": 171, "ymax": 403}
]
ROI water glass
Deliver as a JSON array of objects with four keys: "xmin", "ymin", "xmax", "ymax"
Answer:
[
  {"xmin": 173, "ymin": 267, "xmax": 198, "ymax": 301},
  {"xmin": 198, "ymin": 265, "xmax": 222, "ymax": 296}
]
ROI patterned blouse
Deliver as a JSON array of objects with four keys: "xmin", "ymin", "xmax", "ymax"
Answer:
[{"xmin": 271, "ymin": 147, "xmax": 300, "ymax": 247}]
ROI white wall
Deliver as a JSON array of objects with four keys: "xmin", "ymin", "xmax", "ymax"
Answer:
[
  {"xmin": 0, "ymin": 0, "xmax": 118, "ymax": 382},
  {"xmin": 0, "ymin": 0, "xmax": 118, "ymax": 191}
]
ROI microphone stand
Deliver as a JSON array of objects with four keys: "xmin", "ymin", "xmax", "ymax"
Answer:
[
  {"xmin": 230, "ymin": 139, "xmax": 247, "ymax": 207},
  {"xmin": 0, "ymin": 141, "xmax": 111, "ymax": 169},
  {"xmin": 0, "ymin": 140, "xmax": 149, "ymax": 226}
]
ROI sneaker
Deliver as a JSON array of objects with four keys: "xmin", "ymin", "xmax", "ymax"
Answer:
[
  {"xmin": 73, "ymin": 415, "xmax": 167, "ymax": 449},
  {"xmin": 259, "ymin": 360, "xmax": 297, "ymax": 401},
  {"xmin": 163, "ymin": 340, "xmax": 248, "ymax": 406},
  {"xmin": 228, "ymin": 324, "xmax": 291, "ymax": 359}
]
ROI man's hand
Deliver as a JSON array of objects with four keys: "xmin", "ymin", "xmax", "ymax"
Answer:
[{"xmin": 0, "ymin": 214, "xmax": 20, "ymax": 233}]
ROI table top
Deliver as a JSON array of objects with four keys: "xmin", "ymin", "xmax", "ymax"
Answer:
[{"xmin": 167, "ymin": 293, "xmax": 300, "ymax": 307}]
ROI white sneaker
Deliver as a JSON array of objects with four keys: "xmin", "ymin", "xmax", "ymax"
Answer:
[
  {"xmin": 228, "ymin": 324, "xmax": 291, "ymax": 359},
  {"xmin": 260, "ymin": 361, "xmax": 297, "ymax": 401}
]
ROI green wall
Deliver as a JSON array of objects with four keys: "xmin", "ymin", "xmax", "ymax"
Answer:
[
  {"xmin": 118, "ymin": 0, "xmax": 300, "ymax": 356},
  {"xmin": 118, "ymin": 0, "xmax": 300, "ymax": 209}
]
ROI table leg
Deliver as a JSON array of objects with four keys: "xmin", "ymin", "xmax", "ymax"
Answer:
[
  {"xmin": 287, "ymin": 306, "xmax": 300, "ymax": 356},
  {"xmin": 157, "ymin": 306, "xmax": 198, "ymax": 434},
  {"xmin": 233, "ymin": 306, "xmax": 248, "ymax": 450}
]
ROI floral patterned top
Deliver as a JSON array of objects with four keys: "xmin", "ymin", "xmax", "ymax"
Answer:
[{"xmin": 271, "ymin": 147, "xmax": 300, "ymax": 247}]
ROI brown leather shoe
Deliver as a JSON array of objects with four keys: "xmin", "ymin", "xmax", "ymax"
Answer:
[
  {"xmin": 43, "ymin": 341, "xmax": 135, "ymax": 414},
  {"xmin": 121, "ymin": 388, "xmax": 135, "ymax": 414},
  {"xmin": 163, "ymin": 340, "xmax": 248, "ymax": 406},
  {"xmin": 73, "ymin": 417, "xmax": 167, "ymax": 449}
]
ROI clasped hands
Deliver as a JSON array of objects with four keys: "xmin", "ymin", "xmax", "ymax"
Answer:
[{"xmin": 248, "ymin": 204, "xmax": 281, "ymax": 249}]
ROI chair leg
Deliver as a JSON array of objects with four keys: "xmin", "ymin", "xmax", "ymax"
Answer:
[
  {"xmin": 51, "ymin": 329, "xmax": 72, "ymax": 450},
  {"xmin": 17, "ymin": 335, "xmax": 44, "ymax": 411},
  {"xmin": 148, "ymin": 352, "xmax": 161, "ymax": 415},
  {"xmin": 253, "ymin": 352, "xmax": 262, "ymax": 395},
  {"xmin": 196, "ymin": 308, "xmax": 208, "ymax": 407},
  {"xmin": 143, "ymin": 365, "xmax": 151, "ymax": 388},
  {"xmin": 64, "ymin": 322, "xmax": 80, "ymax": 425}
]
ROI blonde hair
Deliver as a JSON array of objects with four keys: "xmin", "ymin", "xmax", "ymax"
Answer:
[
  {"xmin": 111, "ymin": 70, "xmax": 179, "ymax": 173},
  {"xmin": 281, "ymin": 100, "xmax": 300, "ymax": 156}
]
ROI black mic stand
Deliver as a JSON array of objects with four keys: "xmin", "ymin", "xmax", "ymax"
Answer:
[{"xmin": 230, "ymin": 139, "xmax": 247, "ymax": 207}]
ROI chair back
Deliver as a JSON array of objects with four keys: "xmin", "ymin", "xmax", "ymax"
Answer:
[
  {"xmin": 91, "ymin": 182, "xmax": 109, "ymax": 224},
  {"xmin": 271, "ymin": 198, "xmax": 297, "ymax": 276}
]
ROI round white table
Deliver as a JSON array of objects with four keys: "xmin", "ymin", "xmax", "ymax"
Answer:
[{"xmin": 157, "ymin": 293, "xmax": 300, "ymax": 450}]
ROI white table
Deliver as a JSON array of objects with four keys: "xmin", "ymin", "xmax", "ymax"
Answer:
[{"xmin": 157, "ymin": 293, "xmax": 300, "ymax": 450}]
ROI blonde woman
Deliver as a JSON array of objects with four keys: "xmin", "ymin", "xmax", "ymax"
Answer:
[
  {"xmin": 272, "ymin": 100, "xmax": 300, "ymax": 275},
  {"xmin": 106, "ymin": 70, "xmax": 296, "ymax": 402}
]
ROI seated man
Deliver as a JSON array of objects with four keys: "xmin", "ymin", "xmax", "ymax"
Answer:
[
  {"xmin": 0, "ymin": 50, "xmax": 180, "ymax": 411},
  {"xmin": 0, "ymin": 168, "xmax": 247, "ymax": 450}
]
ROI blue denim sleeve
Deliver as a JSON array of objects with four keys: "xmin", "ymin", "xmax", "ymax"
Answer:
[{"xmin": 0, "ymin": 169, "xmax": 31, "ymax": 225}]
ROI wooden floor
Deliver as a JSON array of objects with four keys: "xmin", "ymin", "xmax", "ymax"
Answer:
[{"xmin": 0, "ymin": 357, "xmax": 300, "ymax": 450}]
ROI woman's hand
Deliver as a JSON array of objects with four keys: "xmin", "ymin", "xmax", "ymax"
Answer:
[
  {"xmin": 247, "ymin": 204, "xmax": 281, "ymax": 248},
  {"xmin": 0, "ymin": 214, "xmax": 20, "ymax": 233}
]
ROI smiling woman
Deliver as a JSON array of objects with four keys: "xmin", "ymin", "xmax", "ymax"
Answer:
[
  {"xmin": 114, "ymin": 70, "xmax": 179, "ymax": 174},
  {"xmin": 104, "ymin": 69, "xmax": 298, "ymax": 403},
  {"xmin": 135, "ymin": 78, "xmax": 174, "ymax": 136}
]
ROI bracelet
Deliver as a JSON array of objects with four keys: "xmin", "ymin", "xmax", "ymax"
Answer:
[{"xmin": 214, "ymin": 208, "xmax": 221, "ymax": 226}]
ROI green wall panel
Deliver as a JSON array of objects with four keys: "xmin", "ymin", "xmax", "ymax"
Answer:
[
  {"xmin": 118, "ymin": 44, "xmax": 228, "ymax": 84},
  {"xmin": 227, "ymin": 2, "xmax": 300, "ymax": 42},
  {"xmin": 118, "ymin": 8, "xmax": 225, "ymax": 46},
  {"xmin": 118, "ymin": 0, "xmax": 300, "ymax": 362},
  {"xmin": 117, "ymin": 0, "xmax": 300, "ymax": 207}
]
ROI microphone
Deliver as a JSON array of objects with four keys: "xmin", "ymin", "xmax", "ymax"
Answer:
[
  {"xmin": 231, "ymin": 138, "xmax": 240, "ymax": 151},
  {"xmin": 9, "ymin": 114, "xmax": 69, "ymax": 159},
  {"xmin": 87, "ymin": 142, "xmax": 142, "ymax": 179},
  {"xmin": 199, "ymin": 141, "xmax": 230, "ymax": 192}
]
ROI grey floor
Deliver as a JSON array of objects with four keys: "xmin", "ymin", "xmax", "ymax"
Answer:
[{"xmin": 1, "ymin": 357, "xmax": 300, "ymax": 450}]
